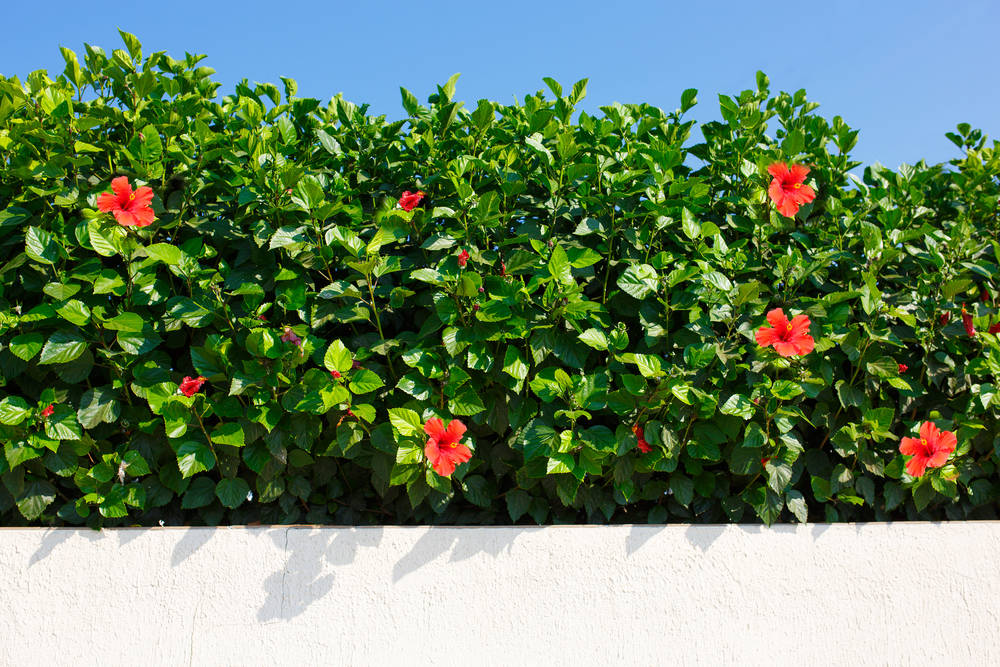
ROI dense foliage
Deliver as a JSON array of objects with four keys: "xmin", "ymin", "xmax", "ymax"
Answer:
[{"xmin": 1, "ymin": 33, "xmax": 998, "ymax": 527}]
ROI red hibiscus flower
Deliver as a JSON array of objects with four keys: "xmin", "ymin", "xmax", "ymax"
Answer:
[
  {"xmin": 767, "ymin": 162, "xmax": 816, "ymax": 218},
  {"xmin": 424, "ymin": 418, "xmax": 472, "ymax": 477},
  {"xmin": 962, "ymin": 304, "xmax": 976, "ymax": 337},
  {"xmin": 398, "ymin": 190, "xmax": 425, "ymax": 212},
  {"xmin": 631, "ymin": 424, "xmax": 652, "ymax": 453},
  {"xmin": 458, "ymin": 249, "xmax": 470, "ymax": 268},
  {"xmin": 898, "ymin": 363, "xmax": 908, "ymax": 374},
  {"xmin": 761, "ymin": 457, "xmax": 771, "ymax": 467},
  {"xmin": 39, "ymin": 404, "xmax": 55, "ymax": 419},
  {"xmin": 330, "ymin": 370, "xmax": 341, "ymax": 379},
  {"xmin": 988, "ymin": 322, "xmax": 1000, "ymax": 335},
  {"xmin": 281, "ymin": 327, "xmax": 302, "ymax": 346},
  {"xmin": 899, "ymin": 421, "xmax": 957, "ymax": 477},
  {"xmin": 96, "ymin": 176, "xmax": 156, "ymax": 228},
  {"xmin": 755, "ymin": 308, "xmax": 815, "ymax": 357},
  {"xmin": 939, "ymin": 312, "xmax": 951, "ymax": 326},
  {"xmin": 500, "ymin": 261, "xmax": 507, "ymax": 277},
  {"xmin": 178, "ymin": 376, "xmax": 207, "ymax": 397}
]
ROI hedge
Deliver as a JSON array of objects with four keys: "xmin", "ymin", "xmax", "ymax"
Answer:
[{"xmin": 1, "ymin": 32, "xmax": 998, "ymax": 527}]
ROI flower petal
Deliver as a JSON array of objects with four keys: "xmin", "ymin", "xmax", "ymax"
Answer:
[
  {"xmin": 788, "ymin": 163, "xmax": 810, "ymax": 183},
  {"xmin": 935, "ymin": 429, "xmax": 957, "ymax": 456},
  {"xmin": 423, "ymin": 418, "xmax": 446, "ymax": 440},
  {"xmin": 777, "ymin": 197, "xmax": 800, "ymax": 218},
  {"xmin": 768, "ymin": 180, "xmax": 786, "ymax": 208},
  {"xmin": 132, "ymin": 206, "xmax": 156, "ymax": 227},
  {"xmin": 905, "ymin": 456, "xmax": 928, "ymax": 478},
  {"xmin": 444, "ymin": 419, "xmax": 467, "ymax": 445},
  {"xmin": 765, "ymin": 308, "xmax": 789, "ymax": 329},
  {"xmin": 793, "ymin": 183, "xmax": 816, "ymax": 204},
  {"xmin": 899, "ymin": 436, "xmax": 922, "ymax": 456},
  {"xmin": 97, "ymin": 191, "xmax": 118, "ymax": 212},
  {"xmin": 919, "ymin": 421, "xmax": 939, "ymax": 444},
  {"xmin": 110, "ymin": 176, "xmax": 132, "ymax": 202},
  {"xmin": 113, "ymin": 209, "xmax": 139, "ymax": 227},
  {"xmin": 755, "ymin": 326, "xmax": 779, "ymax": 348},
  {"xmin": 132, "ymin": 186, "xmax": 154, "ymax": 207},
  {"xmin": 791, "ymin": 333, "xmax": 815, "ymax": 356},
  {"xmin": 773, "ymin": 340, "xmax": 800, "ymax": 357},
  {"xmin": 767, "ymin": 163, "xmax": 789, "ymax": 180}
]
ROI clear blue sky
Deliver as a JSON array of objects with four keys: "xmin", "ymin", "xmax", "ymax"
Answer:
[{"xmin": 3, "ymin": 0, "xmax": 997, "ymax": 168}]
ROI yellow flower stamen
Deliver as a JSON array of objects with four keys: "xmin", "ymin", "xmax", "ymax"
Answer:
[{"xmin": 792, "ymin": 183, "xmax": 801, "ymax": 189}]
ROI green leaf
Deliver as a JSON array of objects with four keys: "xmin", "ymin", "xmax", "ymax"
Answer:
[
  {"xmin": 210, "ymin": 423, "xmax": 245, "ymax": 447},
  {"xmin": 389, "ymin": 408, "xmax": 423, "ymax": 437},
  {"xmin": 77, "ymin": 387, "xmax": 120, "ymax": 429},
  {"xmin": 39, "ymin": 331, "xmax": 88, "ymax": 365},
  {"xmin": 502, "ymin": 347, "xmax": 529, "ymax": 381},
  {"xmin": 141, "ymin": 243, "xmax": 182, "ymax": 265},
  {"xmin": 17, "ymin": 481, "xmax": 57, "ymax": 520},
  {"xmin": 25, "ymin": 226, "xmax": 58, "ymax": 264},
  {"xmin": 176, "ymin": 441, "xmax": 216, "ymax": 478},
  {"xmin": 770, "ymin": 381, "xmax": 803, "ymax": 400},
  {"xmin": 617, "ymin": 264, "xmax": 658, "ymax": 299},
  {"xmin": 9, "ymin": 333, "xmax": 44, "ymax": 361},
  {"xmin": 506, "ymin": 489, "xmax": 532, "ymax": 521},
  {"xmin": 0, "ymin": 397, "xmax": 32, "ymax": 425},
  {"xmin": 720, "ymin": 393, "xmax": 756, "ymax": 419},
  {"xmin": 547, "ymin": 244, "xmax": 572, "ymax": 283},
  {"xmin": 182, "ymin": 477, "xmax": 216, "ymax": 509},
  {"xmin": 449, "ymin": 386, "xmax": 486, "ymax": 416},
  {"xmin": 578, "ymin": 328, "xmax": 608, "ymax": 351},
  {"xmin": 104, "ymin": 312, "xmax": 145, "ymax": 332},
  {"xmin": 681, "ymin": 208, "xmax": 700, "ymax": 240},
  {"xmin": 634, "ymin": 354, "xmax": 664, "ymax": 378},
  {"xmin": 216, "ymin": 478, "xmax": 251, "ymax": 509},
  {"xmin": 348, "ymin": 369, "xmax": 384, "ymax": 394}
]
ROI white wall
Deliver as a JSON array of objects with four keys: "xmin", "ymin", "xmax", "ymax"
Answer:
[{"xmin": 1, "ymin": 523, "xmax": 997, "ymax": 666}]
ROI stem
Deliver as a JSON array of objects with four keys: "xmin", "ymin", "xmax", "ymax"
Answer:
[{"xmin": 366, "ymin": 274, "xmax": 396, "ymax": 380}]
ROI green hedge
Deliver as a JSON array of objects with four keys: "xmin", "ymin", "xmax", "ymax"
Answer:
[{"xmin": 1, "ymin": 33, "xmax": 999, "ymax": 526}]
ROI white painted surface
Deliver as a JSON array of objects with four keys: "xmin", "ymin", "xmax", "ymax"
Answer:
[{"xmin": 1, "ymin": 523, "xmax": 997, "ymax": 666}]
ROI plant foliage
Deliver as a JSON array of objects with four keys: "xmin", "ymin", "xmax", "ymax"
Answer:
[{"xmin": 1, "ymin": 34, "xmax": 999, "ymax": 526}]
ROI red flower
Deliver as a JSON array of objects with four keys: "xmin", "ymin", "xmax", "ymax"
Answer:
[
  {"xmin": 981, "ymin": 287, "xmax": 990, "ymax": 303},
  {"xmin": 96, "ymin": 176, "xmax": 155, "ymax": 228},
  {"xmin": 761, "ymin": 457, "xmax": 771, "ymax": 467},
  {"xmin": 39, "ymin": 404, "xmax": 55, "ymax": 419},
  {"xmin": 330, "ymin": 370, "xmax": 341, "ymax": 379},
  {"xmin": 631, "ymin": 424, "xmax": 652, "ymax": 453},
  {"xmin": 281, "ymin": 327, "xmax": 302, "ymax": 346},
  {"xmin": 500, "ymin": 262, "xmax": 507, "ymax": 277},
  {"xmin": 424, "ymin": 418, "xmax": 472, "ymax": 477},
  {"xmin": 472, "ymin": 304, "xmax": 480, "ymax": 312},
  {"xmin": 256, "ymin": 314, "xmax": 268, "ymax": 321},
  {"xmin": 988, "ymin": 322, "xmax": 1000, "ymax": 335},
  {"xmin": 755, "ymin": 308, "xmax": 815, "ymax": 357},
  {"xmin": 398, "ymin": 190, "xmax": 425, "ymax": 212},
  {"xmin": 962, "ymin": 304, "xmax": 976, "ymax": 337},
  {"xmin": 898, "ymin": 363, "xmax": 908, "ymax": 374},
  {"xmin": 939, "ymin": 312, "xmax": 951, "ymax": 326},
  {"xmin": 458, "ymin": 249, "xmax": 470, "ymax": 268},
  {"xmin": 767, "ymin": 163, "xmax": 816, "ymax": 218},
  {"xmin": 899, "ymin": 421, "xmax": 957, "ymax": 477},
  {"xmin": 178, "ymin": 376, "xmax": 206, "ymax": 397}
]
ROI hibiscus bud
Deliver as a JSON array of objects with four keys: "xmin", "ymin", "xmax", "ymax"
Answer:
[
  {"xmin": 500, "ymin": 262, "xmax": 507, "ymax": 277},
  {"xmin": 898, "ymin": 363, "xmax": 908, "ymax": 374},
  {"xmin": 458, "ymin": 249, "xmax": 470, "ymax": 268},
  {"xmin": 962, "ymin": 304, "xmax": 976, "ymax": 337},
  {"xmin": 346, "ymin": 409, "xmax": 355, "ymax": 417},
  {"xmin": 478, "ymin": 287, "xmax": 484, "ymax": 293},
  {"xmin": 546, "ymin": 239, "xmax": 554, "ymax": 249},
  {"xmin": 39, "ymin": 403, "xmax": 55, "ymax": 419},
  {"xmin": 138, "ymin": 132, "xmax": 144, "ymax": 141},
  {"xmin": 939, "ymin": 312, "xmax": 951, "ymax": 326},
  {"xmin": 331, "ymin": 370, "xmax": 341, "ymax": 379},
  {"xmin": 352, "ymin": 360, "xmax": 362, "ymax": 370},
  {"xmin": 761, "ymin": 457, "xmax": 772, "ymax": 467},
  {"xmin": 981, "ymin": 287, "xmax": 990, "ymax": 303},
  {"xmin": 989, "ymin": 322, "xmax": 1000, "ymax": 335},
  {"xmin": 472, "ymin": 304, "xmax": 480, "ymax": 311}
]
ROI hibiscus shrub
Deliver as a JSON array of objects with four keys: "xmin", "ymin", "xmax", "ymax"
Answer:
[{"xmin": 1, "ymin": 35, "xmax": 999, "ymax": 527}]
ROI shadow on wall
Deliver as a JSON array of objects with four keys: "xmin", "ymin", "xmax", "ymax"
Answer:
[
  {"xmin": 258, "ymin": 527, "xmax": 385, "ymax": 622},
  {"xmin": 392, "ymin": 527, "xmax": 525, "ymax": 583},
  {"xmin": 29, "ymin": 528, "xmax": 102, "ymax": 568}
]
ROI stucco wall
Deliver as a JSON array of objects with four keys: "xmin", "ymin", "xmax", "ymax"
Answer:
[{"xmin": 1, "ymin": 523, "xmax": 997, "ymax": 665}]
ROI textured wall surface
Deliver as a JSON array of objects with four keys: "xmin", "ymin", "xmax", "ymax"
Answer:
[{"xmin": 1, "ymin": 523, "xmax": 998, "ymax": 666}]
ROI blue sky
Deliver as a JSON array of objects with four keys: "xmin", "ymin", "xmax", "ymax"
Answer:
[{"xmin": 3, "ymin": 0, "xmax": 997, "ymax": 168}]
